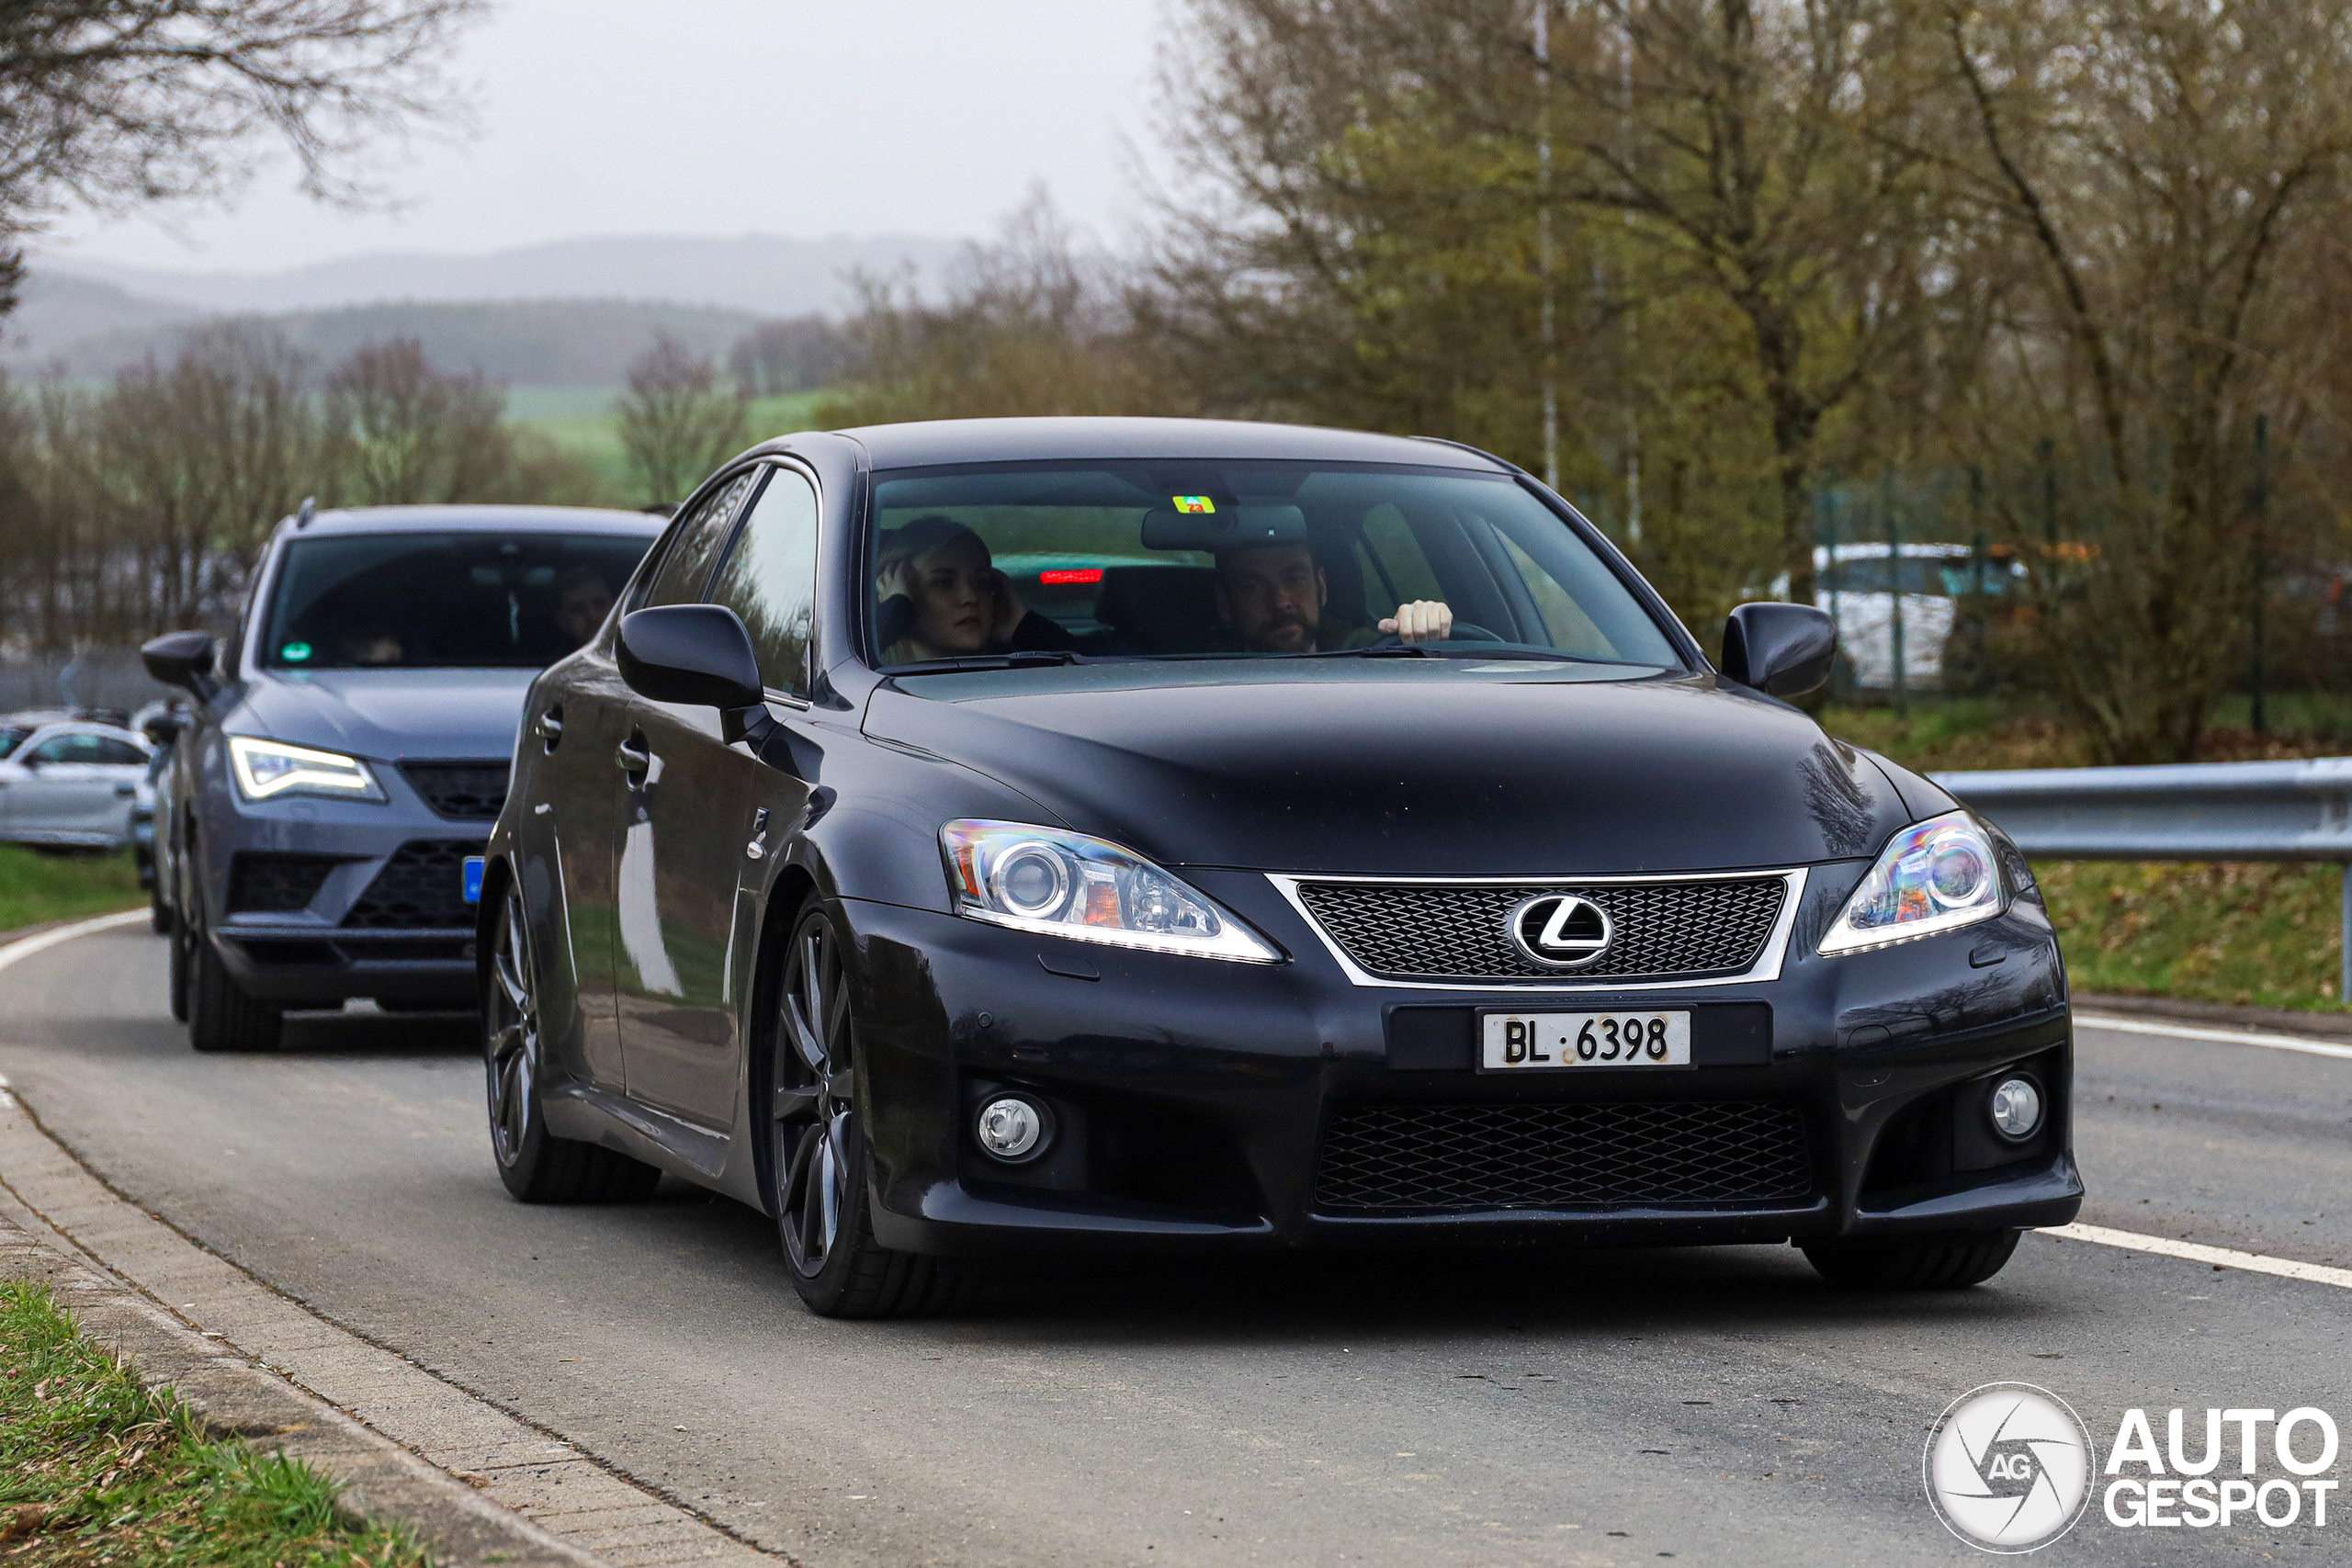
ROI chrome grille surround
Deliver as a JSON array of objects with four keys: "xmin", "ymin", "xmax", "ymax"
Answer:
[{"xmin": 1268, "ymin": 867, "xmax": 1808, "ymax": 991}]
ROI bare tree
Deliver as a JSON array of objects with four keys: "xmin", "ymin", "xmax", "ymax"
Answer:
[
  {"xmin": 0, "ymin": 1, "xmax": 485, "ymax": 309},
  {"xmin": 728, "ymin": 316, "xmax": 852, "ymax": 397},
  {"xmin": 324, "ymin": 336, "xmax": 509, "ymax": 504},
  {"xmin": 616, "ymin": 333, "xmax": 748, "ymax": 508},
  {"xmin": 1920, "ymin": 0, "xmax": 2352, "ymax": 761}
]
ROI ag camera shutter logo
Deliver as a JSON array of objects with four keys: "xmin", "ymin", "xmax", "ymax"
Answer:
[{"xmin": 1925, "ymin": 1382, "xmax": 2096, "ymax": 1552}]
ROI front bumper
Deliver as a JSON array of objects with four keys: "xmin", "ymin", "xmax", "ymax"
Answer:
[
  {"xmin": 194, "ymin": 778, "xmax": 487, "ymax": 1008},
  {"xmin": 838, "ymin": 864, "xmax": 2082, "ymax": 1258}
]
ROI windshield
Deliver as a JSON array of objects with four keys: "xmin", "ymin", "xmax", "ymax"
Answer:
[
  {"xmin": 260, "ymin": 532, "xmax": 654, "ymax": 670},
  {"xmin": 865, "ymin": 461, "xmax": 1681, "ymax": 670}
]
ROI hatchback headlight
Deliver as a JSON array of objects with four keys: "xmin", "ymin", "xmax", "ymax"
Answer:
[
  {"xmin": 940, "ymin": 819, "xmax": 1280, "ymax": 963},
  {"xmin": 1818, "ymin": 810, "xmax": 2004, "ymax": 954},
  {"xmin": 228, "ymin": 736, "xmax": 384, "ymax": 803}
]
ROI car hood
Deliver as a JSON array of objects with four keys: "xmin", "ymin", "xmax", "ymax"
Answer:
[
  {"xmin": 232, "ymin": 668, "xmax": 534, "ymax": 761},
  {"xmin": 863, "ymin": 663, "xmax": 1911, "ymax": 874}
]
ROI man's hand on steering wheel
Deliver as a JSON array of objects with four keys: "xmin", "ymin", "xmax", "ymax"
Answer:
[{"xmin": 1377, "ymin": 600, "xmax": 1454, "ymax": 643}]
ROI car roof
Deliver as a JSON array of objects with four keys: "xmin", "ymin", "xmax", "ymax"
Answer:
[
  {"xmin": 815, "ymin": 416, "xmax": 1514, "ymax": 473},
  {"xmin": 277, "ymin": 503, "xmax": 666, "ymax": 539},
  {"xmin": 13, "ymin": 718, "xmax": 147, "ymax": 744}
]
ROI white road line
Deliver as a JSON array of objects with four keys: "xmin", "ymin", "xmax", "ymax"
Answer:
[
  {"xmin": 2074, "ymin": 1010, "xmax": 2352, "ymax": 1062},
  {"xmin": 2042, "ymin": 1224, "xmax": 2352, "ymax": 1291},
  {"xmin": 0, "ymin": 908, "xmax": 151, "ymax": 977}
]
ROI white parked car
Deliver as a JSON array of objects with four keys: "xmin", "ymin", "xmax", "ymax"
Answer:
[
  {"xmin": 0, "ymin": 717, "xmax": 154, "ymax": 848},
  {"xmin": 1775, "ymin": 543, "xmax": 2024, "ymax": 692}
]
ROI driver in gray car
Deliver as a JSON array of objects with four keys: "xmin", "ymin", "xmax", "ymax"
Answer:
[{"xmin": 1215, "ymin": 539, "xmax": 1453, "ymax": 653}]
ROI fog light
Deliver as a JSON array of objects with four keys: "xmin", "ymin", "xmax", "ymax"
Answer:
[
  {"xmin": 975, "ymin": 1095, "xmax": 1051, "ymax": 1163},
  {"xmin": 1989, "ymin": 1076, "xmax": 2043, "ymax": 1140}
]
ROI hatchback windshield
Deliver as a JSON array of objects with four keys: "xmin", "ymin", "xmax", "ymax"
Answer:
[
  {"xmin": 867, "ymin": 461, "xmax": 1682, "ymax": 670},
  {"xmin": 261, "ymin": 532, "xmax": 654, "ymax": 670}
]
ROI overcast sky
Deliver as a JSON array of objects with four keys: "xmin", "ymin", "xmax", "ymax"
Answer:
[{"xmin": 42, "ymin": 0, "xmax": 1170, "ymax": 275}]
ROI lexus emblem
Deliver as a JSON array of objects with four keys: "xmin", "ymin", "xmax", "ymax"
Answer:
[{"xmin": 1509, "ymin": 893, "xmax": 1613, "ymax": 969}]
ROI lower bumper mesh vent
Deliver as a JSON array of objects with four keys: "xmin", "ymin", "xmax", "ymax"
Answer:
[{"xmin": 1316, "ymin": 1100, "xmax": 1814, "ymax": 1212}]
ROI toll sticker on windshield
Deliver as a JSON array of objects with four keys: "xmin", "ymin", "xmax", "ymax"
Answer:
[
  {"xmin": 281, "ymin": 642, "xmax": 311, "ymax": 661},
  {"xmin": 1171, "ymin": 495, "xmax": 1216, "ymax": 513}
]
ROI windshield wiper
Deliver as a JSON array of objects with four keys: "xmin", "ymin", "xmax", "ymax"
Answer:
[{"xmin": 887, "ymin": 649, "xmax": 1084, "ymax": 674}]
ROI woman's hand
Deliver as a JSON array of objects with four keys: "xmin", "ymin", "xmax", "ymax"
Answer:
[
  {"xmin": 874, "ymin": 557, "xmax": 919, "ymax": 606},
  {"xmin": 1378, "ymin": 600, "xmax": 1454, "ymax": 643}
]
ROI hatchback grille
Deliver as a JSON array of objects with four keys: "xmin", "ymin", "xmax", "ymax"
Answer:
[
  {"xmin": 1293, "ymin": 875, "xmax": 1787, "ymax": 983},
  {"xmin": 401, "ymin": 761, "xmax": 509, "ymax": 821},
  {"xmin": 344, "ymin": 840, "xmax": 477, "ymax": 930},
  {"xmin": 227, "ymin": 853, "xmax": 341, "ymax": 914},
  {"xmin": 1315, "ymin": 1100, "xmax": 1814, "ymax": 1212}
]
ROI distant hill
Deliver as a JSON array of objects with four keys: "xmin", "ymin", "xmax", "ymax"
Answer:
[
  {"xmin": 4, "ymin": 271, "xmax": 200, "ymax": 365},
  {"xmin": 17, "ymin": 295, "xmax": 765, "ymax": 386},
  {"xmin": 30, "ymin": 231, "xmax": 961, "ymax": 318}
]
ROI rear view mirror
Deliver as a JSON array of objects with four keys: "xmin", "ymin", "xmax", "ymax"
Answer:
[
  {"xmin": 1720, "ymin": 603, "xmax": 1837, "ymax": 697},
  {"xmin": 1139, "ymin": 503, "xmax": 1306, "ymax": 554},
  {"xmin": 617, "ymin": 605, "xmax": 764, "ymax": 712},
  {"xmin": 141, "ymin": 631, "xmax": 219, "ymax": 700}
]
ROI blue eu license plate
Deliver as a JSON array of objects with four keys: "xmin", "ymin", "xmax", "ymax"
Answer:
[{"xmin": 461, "ymin": 855, "xmax": 485, "ymax": 905}]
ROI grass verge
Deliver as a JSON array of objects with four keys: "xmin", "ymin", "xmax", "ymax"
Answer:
[
  {"xmin": 2036, "ymin": 861, "xmax": 2344, "ymax": 1014},
  {"xmin": 0, "ymin": 1280, "xmax": 426, "ymax": 1566},
  {"xmin": 0, "ymin": 847, "xmax": 141, "ymax": 935}
]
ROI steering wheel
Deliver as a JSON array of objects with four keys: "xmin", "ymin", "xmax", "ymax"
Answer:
[{"xmin": 1365, "ymin": 619, "xmax": 1505, "ymax": 648}]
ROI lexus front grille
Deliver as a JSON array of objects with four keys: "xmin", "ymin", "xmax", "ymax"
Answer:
[
  {"xmin": 1315, "ymin": 1100, "xmax": 1814, "ymax": 1212},
  {"xmin": 1287, "ymin": 874, "xmax": 1790, "ymax": 984}
]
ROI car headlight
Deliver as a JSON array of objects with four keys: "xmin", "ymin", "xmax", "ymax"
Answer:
[
  {"xmin": 940, "ymin": 819, "xmax": 1281, "ymax": 964},
  {"xmin": 228, "ymin": 736, "xmax": 384, "ymax": 803},
  {"xmin": 1818, "ymin": 809, "xmax": 2004, "ymax": 955}
]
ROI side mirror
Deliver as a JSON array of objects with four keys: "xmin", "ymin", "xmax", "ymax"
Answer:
[
  {"xmin": 1721, "ymin": 603, "xmax": 1837, "ymax": 697},
  {"xmin": 141, "ymin": 631, "xmax": 219, "ymax": 700},
  {"xmin": 617, "ymin": 605, "xmax": 764, "ymax": 712}
]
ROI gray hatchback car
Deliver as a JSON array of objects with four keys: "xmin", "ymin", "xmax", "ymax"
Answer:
[{"xmin": 142, "ymin": 504, "xmax": 663, "ymax": 1051}]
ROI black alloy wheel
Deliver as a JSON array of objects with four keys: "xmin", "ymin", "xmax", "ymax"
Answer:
[
  {"xmin": 484, "ymin": 880, "xmax": 660, "ymax": 1202},
  {"xmin": 771, "ymin": 899, "xmax": 972, "ymax": 1318},
  {"xmin": 1800, "ymin": 1230, "xmax": 2022, "ymax": 1290}
]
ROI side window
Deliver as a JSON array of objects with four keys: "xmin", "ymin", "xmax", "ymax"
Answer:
[
  {"xmin": 93, "ymin": 738, "xmax": 149, "ymax": 765},
  {"xmin": 642, "ymin": 469, "xmax": 761, "ymax": 608},
  {"xmin": 32, "ymin": 733, "xmax": 114, "ymax": 765},
  {"xmin": 707, "ymin": 467, "xmax": 820, "ymax": 696}
]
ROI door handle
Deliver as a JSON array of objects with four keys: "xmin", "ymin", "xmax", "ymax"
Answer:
[
  {"xmin": 535, "ymin": 706, "xmax": 564, "ymax": 749},
  {"xmin": 614, "ymin": 733, "xmax": 650, "ymax": 778}
]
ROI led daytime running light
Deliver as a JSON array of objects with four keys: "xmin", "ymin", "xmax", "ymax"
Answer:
[{"xmin": 228, "ymin": 736, "xmax": 383, "ymax": 802}]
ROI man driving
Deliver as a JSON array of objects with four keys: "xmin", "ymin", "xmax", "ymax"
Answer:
[{"xmin": 1215, "ymin": 540, "xmax": 1453, "ymax": 653}]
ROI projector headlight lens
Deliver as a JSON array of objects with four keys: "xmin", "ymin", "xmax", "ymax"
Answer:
[
  {"xmin": 940, "ymin": 819, "xmax": 1280, "ymax": 963},
  {"xmin": 1819, "ymin": 811, "xmax": 2005, "ymax": 955}
]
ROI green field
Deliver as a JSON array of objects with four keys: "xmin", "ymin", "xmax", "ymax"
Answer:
[
  {"xmin": 503, "ymin": 387, "xmax": 832, "ymax": 499},
  {"xmin": 0, "ymin": 845, "xmax": 141, "ymax": 935}
]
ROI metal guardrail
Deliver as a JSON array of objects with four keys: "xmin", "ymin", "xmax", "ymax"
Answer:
[{"xmin": 1932, "ymin": 758, "xmax": 2352, "ymax": 1001}]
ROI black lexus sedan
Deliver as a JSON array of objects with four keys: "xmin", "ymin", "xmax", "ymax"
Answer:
[
  {"xmin": 141, "ymin": 504, "xmax": 663, "ymax": 1051},
  {"xmin": 481, "ymin": 417, "xmax": 2080, "ymax": 1317}
]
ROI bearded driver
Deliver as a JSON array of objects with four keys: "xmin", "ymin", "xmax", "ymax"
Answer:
[{"xmin": 1215, "ymin": 540, "xmax": 1454, "ymax": 653}]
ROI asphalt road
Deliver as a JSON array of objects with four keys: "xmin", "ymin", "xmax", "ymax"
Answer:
[{"xmin": 4, "ymin": 922, "xmax": 2349, "ymax": 1566}]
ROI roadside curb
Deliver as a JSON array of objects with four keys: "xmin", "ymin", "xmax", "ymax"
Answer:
[
  {"xmin": 2075, "ymin": 989, "xmax": 2352, "ymax": 1044},
  {"xmin": 0, "ymin": 1207, "xmax": 601, "ymax": 1568}
]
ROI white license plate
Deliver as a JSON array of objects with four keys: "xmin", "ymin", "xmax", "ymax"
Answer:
[{"xmin": 1481, "ymin": 1011, "xmax": 1691, "ymax": 1070}]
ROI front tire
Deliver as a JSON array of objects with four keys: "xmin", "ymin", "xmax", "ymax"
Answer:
[
  {"xmin": 167, "ymin": 916, "xmax": 192, "ymax": 1023},
  {"xmin": 187, "ymin": 931, "xmax": 280, "ymax": 1053},
  {"xmin": 771, "ymin": 900, "xmax": 972, "ymax": 1318},
  {"xmin": 1801, "ymin": 1230, "xmax": 2021, "ymax": 1290},
  {"xmin": 485, "ymin": 881, "xmax": 660, "ymax": 1203}
]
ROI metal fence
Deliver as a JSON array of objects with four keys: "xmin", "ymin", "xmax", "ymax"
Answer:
[{"xmin": 1932, "ymin": 757, "xmax": 2352, "ymax": 999}]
